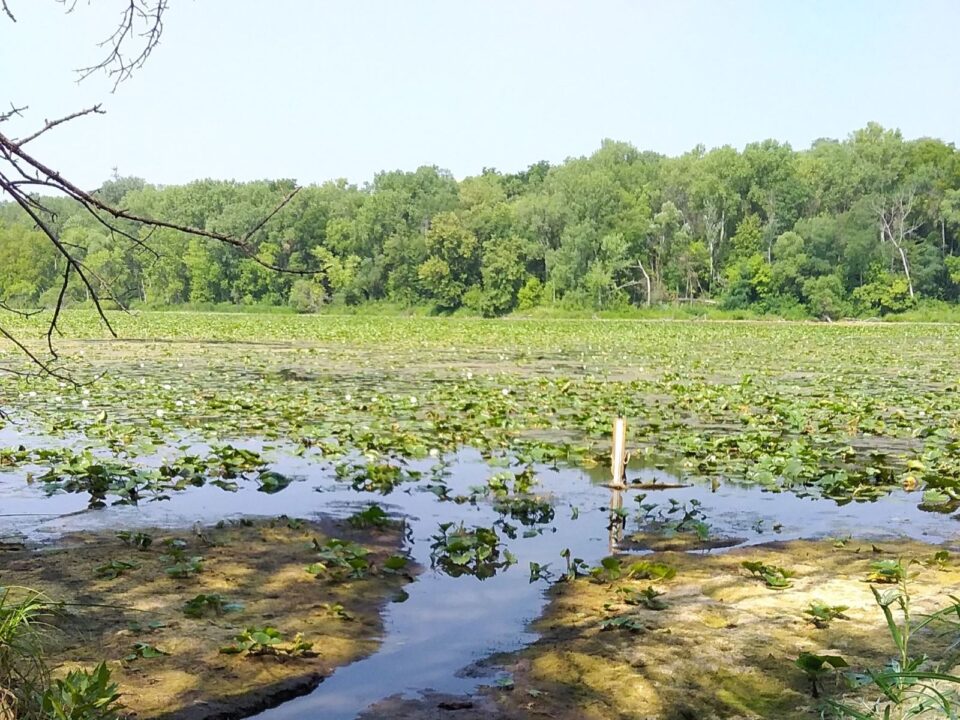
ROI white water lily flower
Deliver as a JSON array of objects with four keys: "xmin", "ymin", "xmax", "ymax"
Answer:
[
  {"xmin": 409, "ymin": 396, "xmax": 418, "ymax": 405},
  {"xmin": 345, "ymin": 393, "xmax": 352, "ymax": 402},
  {"xmin": 139, "ymin": 378, "xmax": 146, "ymax": 385},
  {"xmin": 28, "ymin": 391, "xmax": 37, "ymax": 398},
  {"xmin": 502, "ymin": 388, "xmax": 511, "ymax": 396},
  {"xmin": 175, "ymin": 400, "xmax": 184, "ymax": 407},
  {"xmin": 466, "ymin": 371, "xmax": 473, "ymax": 380},
  {"xmin": 82, "ymin": 388, "xmax": 90, "ymax": 396},
  {"xmin": 81, "ymin": 400, "xmax": 89, "ymax": 408},
  {"xmin": 155, "ymin": 409, "xmax": 165, "ymax": 418},
  {"xmin": 162, "ymin": 384, "xmax": 172, "ymax": 391},
  {"xmin": 429, "ymin": 448, "xmax": 439, "ymax": 458}
]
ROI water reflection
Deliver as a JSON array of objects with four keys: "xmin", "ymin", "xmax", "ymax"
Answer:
[{"xmin": 608, "ymin": 486, "xmax": 625, "ymax": 554}]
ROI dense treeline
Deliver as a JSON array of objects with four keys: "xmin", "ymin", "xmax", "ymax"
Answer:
[{"xmin": 2, "ymin": 123, "xmax": 960, "ymax": 317}]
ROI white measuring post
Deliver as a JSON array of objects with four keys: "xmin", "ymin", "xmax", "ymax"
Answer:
[{"xmin": 610, "ymin": 416, "xmax": 627, "ymax": 489}]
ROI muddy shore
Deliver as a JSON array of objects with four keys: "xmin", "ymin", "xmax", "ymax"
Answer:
[
  {"xmin": 1, "ymin": 516, "xmax": 413, "ymax": 720},
  {"xmin": 355, "ymin": 538, "xmax": 960, "ymax": 720}
]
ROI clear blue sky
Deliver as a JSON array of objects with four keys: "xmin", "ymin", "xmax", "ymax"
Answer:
[{"xmin": 2, "ymin": 0, "xmax": 958, "ymax": 188}]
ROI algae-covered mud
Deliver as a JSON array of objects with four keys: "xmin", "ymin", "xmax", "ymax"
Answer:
[
  {"xmin": 491, "ymin": 539, "xmax": 960, "ymax": 720},
  {"xmin": 0, "ymin": 517, "xmax": 413, "ymax": 720},
  {"xmin": 2, "ymin": 314, "xmax": 960, "ymax": 719}
]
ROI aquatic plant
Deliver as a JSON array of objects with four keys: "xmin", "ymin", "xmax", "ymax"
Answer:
[
  {"xmin": 94, "ymin": 560, "xmax": 140, "ymax": 580},
  {"xmin": 430, "ymin": 523, "xmax": 514, "ymax": 579},
  {"xmin": 163, "ymin": 554, "xmax": 203, "ymax": 579},
  {"xmin": 796, "ymin": 652, "xmax": 849, "ymax": 699},
  {"xmin": 599, "ymin": 614, "xmax": 646, "ymax": 632},
  {"xmin": 742, "ymin": 560, "xmax": 795, "ymax": 589},
  {"xmin": 334, "ymin": 460, "xmax": 421, "ymax": 494},
  {"xmin": 619, "ymin": 586, "xmax": 669, "ymax": 610},
  {"xmin": 805, "ymin": 601, "xmax": 851, "ymax": 629},
  {"xmin": 181, "ymin": 594, "xmax": 243, "ymax": 619},
  {"xmin": 219, "ymin": 627, "xmax": 314, "ymax": 657},
  {"xmin": 124, "ymin": 643, "xmax": 169, "ymax": 661},
  {"xmin": 347, "ymin": 504, "xmax": 394, "ymax": 529},
  {"xmin": 306, "ymin": 538, "xmax": 371, "ymax": 579},
  {"xmin": 867, "ymin": 559, "xmax": 906, "ymax": 584},
  {"xmin": 115, "ymin": 531, "xmax": 153, "ymax": 550},
  {"xmin": 590, "ymin": 557, "xmax": 676, "ymax": 584},
  {"xmin": 559, "ymin": 548, "xmax": 589, "ymax": 581}
]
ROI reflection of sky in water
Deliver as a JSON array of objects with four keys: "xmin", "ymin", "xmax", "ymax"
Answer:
[{"xmin": 0, "ymin": 439, "xmax": 956, "ymax": 720}]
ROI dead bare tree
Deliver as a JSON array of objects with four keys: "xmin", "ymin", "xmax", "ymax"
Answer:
[
  {"xmin": 0, "ymin": 1, "xmax": 304, "ymax": 382},
  {"xmin": 874, "ymin": 188, "xmax": 921, "ymax": 299}
]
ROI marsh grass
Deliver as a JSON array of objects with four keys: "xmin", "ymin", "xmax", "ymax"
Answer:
[{"xmin": 0, "ymin": 585, "xmax": 50, "ymax": 719}]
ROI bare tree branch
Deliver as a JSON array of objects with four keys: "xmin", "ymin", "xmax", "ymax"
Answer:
[
  {"xmin": 0, "ymin": 104, "xmax": 26, "ymax": 123},
  {"xmin": 13, "ymin": 105, "xmax": 104, "ymax": 147},
  {"xmin": 71, "ymin": 0, "xmax": 168, "ymax": 91},
  {"xmin": 0, "ymin": 2, "xmax": 309, "ymax": 387}
]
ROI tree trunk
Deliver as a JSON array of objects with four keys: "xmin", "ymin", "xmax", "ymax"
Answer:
[
  {"xmin": 895, "ymin": 209, "xmax": 915, "ymax": 299},
  {"xmin": 877, "ymin": 191, "xmax": 918, "ymax": 299},
  {"xmin": 636, "ymin": 260, "xmax": 652, "ymax": 308},
  {"xmin": 895, "ymin": 242, "xmax": 915, "ymax": 298}
]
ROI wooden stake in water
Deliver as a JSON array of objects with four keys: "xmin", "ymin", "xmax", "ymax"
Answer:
[{"xmin": 610, "ymin": 417, "xmax": 627, "ymax": 488}]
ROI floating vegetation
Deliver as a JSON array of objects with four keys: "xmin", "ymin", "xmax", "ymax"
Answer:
[
  {"xmin": 4, "ymin": 315, "xmax": 960, "ymax": 719},
  {"xmin": 347, "ymin": 504, "xmax": 395, "ymax": 530},
  {"xmin": 2, "ymin": 317, "xmax": 959, "ymax": 514},
  {"xmin": 430, "ymin": 523, "xmax": 516, "ymax": 579}
]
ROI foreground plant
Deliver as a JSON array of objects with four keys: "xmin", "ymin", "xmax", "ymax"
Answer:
[
  {"xmin": 0, "ymin": 586, "xmax": 48, "ymax": 718},
  {"xmin": 822, "ymin": 561, "xmax": 960, "ymax": 718},
  {"xmin": 1, "ymin": 586, "xmax": 123, "ymax": 720},
  {"xmin": 39, "ymin": 662, "xmax": 122, "ymax": 720}
]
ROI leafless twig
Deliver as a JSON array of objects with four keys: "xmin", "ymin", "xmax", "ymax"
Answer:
[{"xmin": 0, "ymin": 3, "xmax": 308, "ymax": 385}]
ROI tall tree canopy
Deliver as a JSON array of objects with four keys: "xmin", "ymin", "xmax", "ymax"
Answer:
[{"xmin": 4, "ymin": 125, "xmax": 958, "ymax": 320}]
